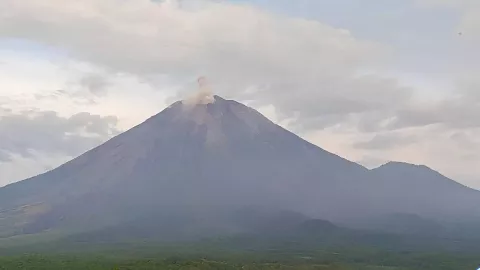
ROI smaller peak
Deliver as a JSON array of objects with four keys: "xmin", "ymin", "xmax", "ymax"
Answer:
[
  {"xmin": 386, "ymin": 161, "xmax": 420, "ymax": 166},
  {"xmin": 375, "ymin": 161, "xmax": 432, "ymax": 172}
]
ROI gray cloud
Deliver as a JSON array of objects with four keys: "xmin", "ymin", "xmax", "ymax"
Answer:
[
  {"xmin": 77, "ymin": 73, "xmax": 110, "ymax": 96},
  {"xmin": 0, "ymin": 150, "xmax": 10, "ymax": 162},
  {"xmin": 256, "ymin": 76, "xmax": 414, "ymax": 131},
  {"xmin": 353, "ymin": 133, "xmax": 417, "ymax": 150},
  {"xmin": 0, "ymin": 110, "xmax": 119, "ymax": 161},
  {"xmin": 32, "ymin": 72, "xmax": 111, "ymax": 105},
  {"xmin": 68, "ymin": 112, "xmax": 118, "ymax": 136},
  {"xmin": 383, "ymin": 84, "xmax": 480, "ymax": 131},
  {"xmin": 448, "ymin": 130, "xmax": 480, "ymax": 161},
  {"xmin": 0, "ymin": 0, "xmax": 399, "ymax": 132},
  {"xmin": 33, "ymin": 90, "xmax": 67, "ymax": 101}
]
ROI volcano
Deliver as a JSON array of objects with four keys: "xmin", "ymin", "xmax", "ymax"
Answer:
[{"xmin": 0, "ymin": 95, "xmax": 479, "ymax": 239}]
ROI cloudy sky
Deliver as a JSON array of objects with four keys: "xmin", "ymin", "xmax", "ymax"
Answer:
[{"xmin": 1, "ymin": 0, "xmax": 480, "ymax": 189}]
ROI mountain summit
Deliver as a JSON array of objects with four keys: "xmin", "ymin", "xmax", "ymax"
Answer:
[{"xmin": 0, "ymin": 95, "xmax": 479, "ymax": 238}]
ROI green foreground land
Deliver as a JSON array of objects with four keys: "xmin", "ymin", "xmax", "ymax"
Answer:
[
  {"xmin": 0, "ymin": 254, "xmax": 478, "ymax": 270},
  {"xmin": 0, "ymin": 256, "xmax": 384, "ymax": 270},
  {"xmin": 0, "ymin": 246, "xmax": 479, "ymax": 270},
  {"xmin": 1, "ymin": 217, "xmax": 480, "ymax": 270}
]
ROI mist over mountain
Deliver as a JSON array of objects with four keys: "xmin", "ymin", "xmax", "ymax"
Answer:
[{"xmin": 0, "ymin": 95, "xmax": 479, "ymax": 241}]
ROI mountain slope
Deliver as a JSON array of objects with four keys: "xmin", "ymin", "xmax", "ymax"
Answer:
[
  {"xmin": 368, "ymin": 162, "xmax": 480, "ymax": 221},
  {"xmin": 0, "ymin": 96, "xmax": 479, "ymax": 240},
  {"xmin": 0, "ymin": 96, "xmax": 371, "ymax": 237}
]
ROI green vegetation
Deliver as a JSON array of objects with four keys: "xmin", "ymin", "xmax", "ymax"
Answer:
[
  {"xmin": 0, "ymin": 256, "xmax": 346, "ymax": 270},
  {"xmin": 1, "ymin": 218, "xmax": 479, "ymax": 270},
  {"xmin": 0, "ymin": 254, "xmax": 476, "ymax": 270},
  {"xmin": 0, "ymin": 246, "xmax": 479, "ymax": 270}
]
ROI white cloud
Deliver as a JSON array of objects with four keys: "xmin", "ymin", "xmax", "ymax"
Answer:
[
  {"xmin": 0, "ymin": 109, "xmax": 119, "ymax": 161},
  {"xmin": 0, "ymin": 0, "xmax": 397, "ymax": 122},
  {"xmin": 0, "ymin": 51, "xmax": 170, "ymax": 128}
]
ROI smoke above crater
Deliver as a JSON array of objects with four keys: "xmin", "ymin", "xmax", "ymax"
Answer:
[{"xmin": 182, "ymin": 76, "xmax": 215, "ymax": 106}]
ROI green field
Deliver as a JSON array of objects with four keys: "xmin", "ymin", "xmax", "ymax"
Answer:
[
  {"xmin": 1, "ymin": 217, "xmax": 479, "ymax": 270},
  {"xmin": 0, "ymin": 244, "xmax": 479, "ymax": 270},
  {"xmin": 0, "ymin": 254, "xmax": 477, "ymax": 270},
  {"xmin": 0, "ymin": 256, "xmax": 367, "ymax": 270}
]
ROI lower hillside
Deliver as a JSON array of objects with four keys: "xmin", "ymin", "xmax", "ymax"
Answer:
[
  {"xmin": 1, "ymin": 208, "xmax": 480, "ymax": 270},
  {"xmin": 1, "ymin": 216, "xmax": 480, "ymax": 270},
  {"xmin": 0, "ymin": 250, "xmax": 479, "ymax": 270}
]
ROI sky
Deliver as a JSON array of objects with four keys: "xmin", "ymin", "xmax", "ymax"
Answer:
[{"xmin": 1, "ymin": 0, "xmax": 480, "ymax": 189}]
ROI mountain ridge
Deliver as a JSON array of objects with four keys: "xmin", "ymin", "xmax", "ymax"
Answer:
[{"xmin": 0, "ymin": 95, "xmax": 479, "ymax": 240}]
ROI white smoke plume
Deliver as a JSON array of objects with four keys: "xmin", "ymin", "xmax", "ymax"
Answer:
[{"xmin": 182, "ymin": 76, "xmax": 215, "ymax": 106}]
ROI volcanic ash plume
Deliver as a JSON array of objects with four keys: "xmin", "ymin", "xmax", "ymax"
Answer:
[{"xmin": 183, "ymin": 76, "xmax": 215, "ymax": 106}]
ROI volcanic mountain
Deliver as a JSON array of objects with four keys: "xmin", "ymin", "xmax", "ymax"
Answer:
[{"xmin": 0, "ymin": 95, "xmax": 479, "ymax": 239}]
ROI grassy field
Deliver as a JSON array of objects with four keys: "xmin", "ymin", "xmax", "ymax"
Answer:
[
  {"xmin": 0, "ymin": 245, "xmax": 479, "ymax": 270},
  {"xmin": 0, "ymin": 256, "xmax": 355, "ymax": 270},
  {"xmin": 0, "ymin": 254, "xmax": 477, "ymax": 270},
  {"xmin": 1, "ymin": 225, "xmax": 479, "ymax": 270}
]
